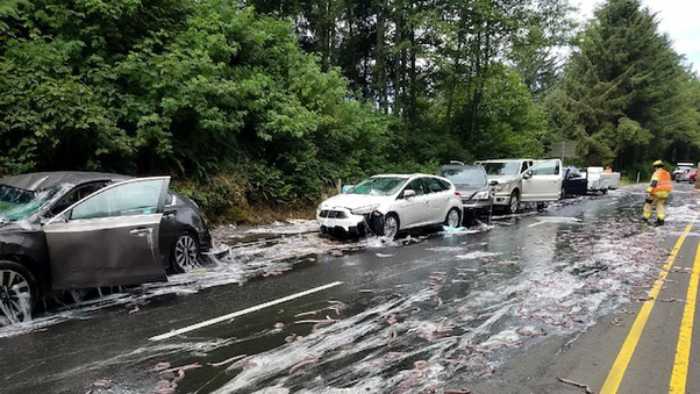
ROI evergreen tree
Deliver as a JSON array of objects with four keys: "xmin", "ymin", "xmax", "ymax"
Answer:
[{"xmin": 551, "ymin": 0, "xmax": 700, "ymax": 171}]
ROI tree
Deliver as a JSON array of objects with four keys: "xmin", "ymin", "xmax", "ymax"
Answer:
[{"xmin": 551, "ymin": 0, "xmax": 700, "ymax": 171}]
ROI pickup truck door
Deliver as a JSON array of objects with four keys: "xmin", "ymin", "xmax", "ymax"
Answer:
[
  {"xmin": 521, "ymin": 159, "xmax": 563, "ymax": 201},
  {"xmin": 44, "ymin": 177, "xmax": 170, "ymax": 289}
]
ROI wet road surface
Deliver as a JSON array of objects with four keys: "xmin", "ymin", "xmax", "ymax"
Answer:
[{"xmin": 0, "ymin": 185, "xmax": 698, "ymax": 393}]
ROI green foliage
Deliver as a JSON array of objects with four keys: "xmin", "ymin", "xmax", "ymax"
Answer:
[
  {"xmin": 549, "ymin": 0, "xmax": 700, "ymax": 170},
  {"xmin": 0, "ymin": 0, "xmax": 392, "ymax": 218}
]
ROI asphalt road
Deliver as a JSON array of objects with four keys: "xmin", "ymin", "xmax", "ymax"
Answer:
[{"xmin": 0, "ymin": 184, "xmax": 698, "ymax": 393}]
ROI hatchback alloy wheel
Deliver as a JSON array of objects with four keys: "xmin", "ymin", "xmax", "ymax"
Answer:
[
  {"xmin": 383, "ymin": 215, "xmax": 399, "ymax": 239},
  {"xmin": 0, "ymin": 269, "xmax": 32, "ymax": 325},
  {"xmin": 446, "ymin": 208, "xmax": 461, "ymax": 228},
  {"xmin": 174, "ymin": 234, "xmax": 200, "ymax": 272}
]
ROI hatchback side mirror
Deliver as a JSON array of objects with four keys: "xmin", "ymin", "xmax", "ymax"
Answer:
[
  {"xmin": 522, "ymin": 171, "xmax": 533, "ymax": 180},
  {"xmin": 403, "ymin": 189, "xmax": 416, "ymax": 199},
  {"xmin": 489, "ymin": 180, "xmax": 499, "ymax": 187}
]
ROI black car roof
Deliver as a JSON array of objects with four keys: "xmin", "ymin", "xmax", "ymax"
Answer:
[{"xmin": 0, "ymin": 171, "xmax": 131, "ymax": 192}]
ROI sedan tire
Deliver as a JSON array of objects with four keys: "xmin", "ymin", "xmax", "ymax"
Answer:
[
  {"xmin": 171, "ymin": 233, "xmax": 201, "ymax": 273},
  {"xmin": 0, "ymin": 261, "xmax": 36, "ymax": 326}
]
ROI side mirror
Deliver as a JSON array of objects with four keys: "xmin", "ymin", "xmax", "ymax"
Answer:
[
  {"xmin": 489, "ymin": 180, "xmax": 499, "ymax": 187},
  {"xmin": 522, "ymin": 171, "xmax": 533, "ymax": 180},
  {"xmin": 403, "ymin": 189, "xmax": 416, "ymax": 199}
]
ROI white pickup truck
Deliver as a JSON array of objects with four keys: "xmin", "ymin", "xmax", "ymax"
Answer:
[
  {"xmin": 585, "ymin": 167, "xmax": 620, "ymax": 193},
  {"xmin": 476, "ymin": 159, "xmax": 564, "ymax": 213}
]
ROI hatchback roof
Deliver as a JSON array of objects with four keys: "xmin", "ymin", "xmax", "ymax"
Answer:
[
  {"xmin": 476, "ymin": 158, "xmax": 532, "ymax": 163},
  {"xmin": 372, "ymin": 173, "xmax": 439, "ymax": 178},
  {"xmin": 0, "ymin": 171, "xmax": 130, "ymax": 192}
]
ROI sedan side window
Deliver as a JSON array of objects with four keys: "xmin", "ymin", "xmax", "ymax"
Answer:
[
  {"xmin": 49, "ymin": 182, "xmax": 107, "ymax": 217},
  {"xmin": 70, "ymin": 179, "xmax": 166, "ymax": 220}
]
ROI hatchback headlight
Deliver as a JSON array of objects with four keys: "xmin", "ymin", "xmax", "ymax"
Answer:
[{"xmin": 350, "ymin": 204, "xmax": 379, "ymax": 215}]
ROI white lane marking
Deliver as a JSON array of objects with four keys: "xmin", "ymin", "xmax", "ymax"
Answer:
[{"xmin": 149, "ymin": 281, "xmax": 344, "ymax": 341}]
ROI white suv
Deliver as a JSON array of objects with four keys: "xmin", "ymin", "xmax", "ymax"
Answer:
[{"xmin": 317, "ymin": 174, "xmax": 463, "ymax": 238}]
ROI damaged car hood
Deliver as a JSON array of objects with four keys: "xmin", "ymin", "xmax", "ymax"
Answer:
[
  {"xmin": 320, "ymin": 194, "xmax": 390, "ymax": 210},
  {"xmin": 0, "ymin": 220, "xmax": 38, "ymax": 233}
]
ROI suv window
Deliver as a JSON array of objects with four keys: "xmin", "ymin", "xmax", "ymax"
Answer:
[{"xmin": 70, "ymin": 179, "xmax": 165, "ymax": 220}]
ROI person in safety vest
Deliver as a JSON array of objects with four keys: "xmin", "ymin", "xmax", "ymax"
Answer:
[{"xmin": 643, "ymin": 160, "xmax": 672, "ymax": 225}]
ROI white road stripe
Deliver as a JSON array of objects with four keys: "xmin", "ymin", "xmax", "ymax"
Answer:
[{"xmin": 149, "ymin": 281, "xmax": 344, "ymax": 341}]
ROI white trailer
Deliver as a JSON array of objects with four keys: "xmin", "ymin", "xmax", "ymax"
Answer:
[{"xmin": 586, "ymin": 167, "xmax": 620, "ymax": 193}]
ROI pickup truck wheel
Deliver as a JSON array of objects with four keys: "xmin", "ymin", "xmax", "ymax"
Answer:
[
  {"xmin": 0, "ymin": 261, "xmax": 36, "ymax": 326},
  {"xmin": 507, "ymin": 191, "xmax": 520, "ymax": 214},
  {"xmin": 382, "ymin": 213, "xmax": 400, "ymax": 240}
]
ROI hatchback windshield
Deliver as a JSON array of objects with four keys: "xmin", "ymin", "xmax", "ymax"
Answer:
[
  {"xmin": 350, "ymin": 177, "xmax": 407, "ymax": 196},
  {"xmin": 0, "ymin": 184, "xmax": 59, "ymax": 222},
  {"xmin": 481, "ymin": 162, "xmax": 521, "ymax": 176},
  {"xmin": 441, "ymin": 167, "xmax": 486, "ymax": 187}
]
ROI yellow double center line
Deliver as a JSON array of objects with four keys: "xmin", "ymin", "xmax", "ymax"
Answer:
[
  {"xmin": 669, "ymin": 240, "xmax": 700, "ymax": 393},
  {"xmin": 600, "ymin": 223, "xmax": 694, "ymax": 394}
]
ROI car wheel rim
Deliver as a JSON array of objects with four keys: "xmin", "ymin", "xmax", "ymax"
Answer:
[
  {"xmin": 384, "ymin": 216, "xmax": 398, "ymax": 238},
  {"xmin": 447, "ymin": 210, "xmax": 460, "ymax": 228},
  {"xmin": 0, "ymin": 269, "xmax": 32, "ymax": 325},
  {"xmin": 175, "ymin": 235, "xmax": 199, "ymax": 272}
]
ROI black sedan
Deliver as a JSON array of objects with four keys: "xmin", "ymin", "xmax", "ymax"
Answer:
[
  {"xmin": 562, "ymin": 167, "xmax": 588, "ymax": 197},
  {"xmin": 0, "ymin": 172, "xmax": 211, "ymax": 325}
]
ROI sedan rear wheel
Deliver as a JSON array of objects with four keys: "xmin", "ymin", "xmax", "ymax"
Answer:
[
  {"xmin": 383, "ymin": 214, "xmax": 400, "ymax": 240},
  {"xmin": 172, "ymin": 233, "xmax": 200, "ymax": 273},
  {"xmin": 0, "ymin": 261, "xmax": 35, "ymax": 326},
  {"xmin": 445, "ymin": 208, "xmax": 461, "ymax": 228}
]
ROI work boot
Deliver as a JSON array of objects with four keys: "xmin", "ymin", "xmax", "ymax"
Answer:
[{"xmin": 655, "ymin": 219, "xmax": 665, "ymax": 226}]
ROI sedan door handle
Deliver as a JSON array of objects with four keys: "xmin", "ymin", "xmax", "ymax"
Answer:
[{"xmin": 129, "ymin": 227, "xmax": 151, "ymax": 237}]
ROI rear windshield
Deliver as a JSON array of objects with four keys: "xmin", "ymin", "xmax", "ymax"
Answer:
[
  {"xmin": 349, "ymin": 177, "xmax": 407, "ymax": 196},
  {"xmin": 481, "ymin": 162, "xmax": 521, "ymax": 176},
  {"xmin": 441, "ymin": 167, "xmax": 486, "ymax": 187}
]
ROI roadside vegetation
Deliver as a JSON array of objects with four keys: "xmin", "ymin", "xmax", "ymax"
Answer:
[{"xmin": 1, "ymin": 0, "xmax": 699, "ymax": 222}]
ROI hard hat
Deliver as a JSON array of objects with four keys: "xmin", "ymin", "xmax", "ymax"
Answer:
[{"xmin": 653, "ymin": 160, "xmax": 664, "ymax": 167}]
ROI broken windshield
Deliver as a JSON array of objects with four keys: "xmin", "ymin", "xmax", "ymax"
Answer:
[
  {"xmin": 0, "ymin": 184, "xmax": 59, "ymax": 222},
  {"xmin": 482, "ymin": 162, "xmax": 521, "ymax": 176},
  {"xmin": 349, "ymin": 177, "xmax": 407, "ymax": 196},
  {"xmin": 441, "ymin": 167, "xmax": 487, "ymax": 187}
]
